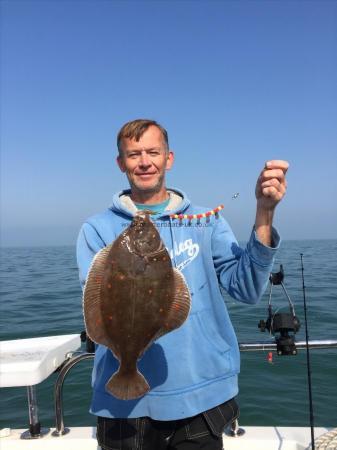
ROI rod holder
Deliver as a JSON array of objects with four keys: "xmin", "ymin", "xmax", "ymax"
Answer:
[{"xmin": 20, "ymin": 386, "xmax": 50, "ymax": 439}]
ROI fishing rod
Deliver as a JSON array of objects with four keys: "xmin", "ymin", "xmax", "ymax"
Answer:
[{"xmin": 301, "ymin": 253, "xmax": 315, "ymax": 450}]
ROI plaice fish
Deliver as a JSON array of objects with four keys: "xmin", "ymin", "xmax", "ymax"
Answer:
[{"xmin": 83, "ymin": 210, "xmax": 191, "ymax": 400}]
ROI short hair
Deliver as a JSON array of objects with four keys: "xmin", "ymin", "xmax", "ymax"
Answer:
[{"xmin": 117, "ymin": 119, "xmax": 169, "ymax": 156}]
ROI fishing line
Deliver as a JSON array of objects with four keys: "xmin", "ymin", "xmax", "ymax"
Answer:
[{"xmin": 301, "ymin": 253, "xmax": 315, "ymax": 450}]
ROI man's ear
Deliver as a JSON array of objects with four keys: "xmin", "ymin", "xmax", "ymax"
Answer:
[
  {"xmin": 166, "ymin": 151, "xmax": 174, "ymax": 171},
  {"xmin": 117, "ymin": 155, "xmax": 126, "ymax": 173}
]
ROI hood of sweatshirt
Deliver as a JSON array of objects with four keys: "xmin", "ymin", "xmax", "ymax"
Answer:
[{"xmin": 109, "ymin": 187, "xmax": 191, "ymax": 218}]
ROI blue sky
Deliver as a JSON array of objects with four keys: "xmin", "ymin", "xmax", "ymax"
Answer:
[{"xmin": 1, "ymin": 0, "xmax": 336, "ymax": 246}]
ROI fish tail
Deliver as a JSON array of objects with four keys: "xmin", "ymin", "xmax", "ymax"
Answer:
[{"xmin": 105, "ymin": 369, "xmax": 150, "ymax": 400}]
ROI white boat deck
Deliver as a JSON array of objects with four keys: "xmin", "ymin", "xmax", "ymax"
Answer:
[{"xmin": 0, "ymin": 426, "xmax": 330, "ymax": 450}]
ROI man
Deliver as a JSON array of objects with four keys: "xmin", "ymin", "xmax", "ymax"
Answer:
[{"xmin": 77, "ymin": 119, "xmax": 288, "ymax": 450}]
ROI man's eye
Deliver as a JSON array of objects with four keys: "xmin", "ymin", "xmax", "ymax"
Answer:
[{"xmin": 149, "ymin": 151, "xmax": 159, "ymax": 156}]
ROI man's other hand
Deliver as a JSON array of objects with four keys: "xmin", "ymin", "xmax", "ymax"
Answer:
[{"xmin": 255, "ymin": 160, "xmax": 289, "ymax": 211}]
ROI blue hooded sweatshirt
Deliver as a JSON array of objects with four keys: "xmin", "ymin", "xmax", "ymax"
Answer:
[{"xmin": 76, "ymin": 188, "xmax": 280, "ymax": 420}]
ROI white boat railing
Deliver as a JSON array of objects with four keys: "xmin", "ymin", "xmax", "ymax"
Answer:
[
  {"xmin": 53, "ymin": 352, "xmax": 93, "ymax": 437},
  {"xmin": 239, "ymin": 339, "xmax": 337, "ymax": 351}
]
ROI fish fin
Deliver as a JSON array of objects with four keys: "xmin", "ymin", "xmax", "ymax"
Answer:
[
  {"xmin": 157, "ymin": 268, "xmax": 191, "ymax": 339},
  {"xmin": 83, "ymin": 244, "xmax": 113, "ymax": 347},
  {"xmin": 105, "ymin": 368, "xmax": 150, "ymax": 400}
]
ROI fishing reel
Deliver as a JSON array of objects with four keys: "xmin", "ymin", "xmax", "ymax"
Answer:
[{"xmin": 258, "ymin": 265, "xmax": 301, "ymax": 355}]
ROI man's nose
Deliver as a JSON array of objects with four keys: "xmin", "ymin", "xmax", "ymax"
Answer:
[{"xmin": 139, "ymin": 151, "xmax": 151, "ymax": 167}]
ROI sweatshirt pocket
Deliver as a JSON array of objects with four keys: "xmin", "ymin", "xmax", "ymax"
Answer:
[
  {"xmin": 189, "ymin": 310, "xmax": 235, "ymax": 381},
  {"xmin": 196, "ymin": 311, "xmax": 231, "ymax": 355}
]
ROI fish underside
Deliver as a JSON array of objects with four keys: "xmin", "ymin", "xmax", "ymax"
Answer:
[{"xmin": 83, "ymin": 211, "xmax": 191, "ymax": 400}]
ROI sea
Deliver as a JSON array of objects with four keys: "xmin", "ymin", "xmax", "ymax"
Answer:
[{"xmin": 0, "ymin": 240, "xmax": 336, "ymax": 430}]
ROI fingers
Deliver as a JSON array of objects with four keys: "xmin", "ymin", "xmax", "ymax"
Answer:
[
  {"xmin": 261, "ymin": 160, "xmax": 289, "ymax": 186},
  {"xmin": 260, "ymin": 180, "xmax": 287, "ymax": 201},
  {"xmin": 261, "ymin": 168, "xmax": 287, "ymax": 181},
  {"xmin": 260, "ymin": 177, "xmax": 287, "ymax": 192},
  {"xmin": 265, "ymin": 160, "xmax": 289, "ymax": 173}
]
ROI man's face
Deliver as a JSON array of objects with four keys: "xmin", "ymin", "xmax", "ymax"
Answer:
[{"xmin": 117, "ymin": 126, "xmax": 174, "ymax": 197}]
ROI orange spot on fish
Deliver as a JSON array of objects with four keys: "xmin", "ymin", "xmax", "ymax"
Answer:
[
  {"xmin": 162, "ymin": 256, "xmax": 167, "ymax": 261},
  {"xmin": 108, "ymin": 316, "xmax": 112, "ymax": 320},
  {"xmin": 159, "ymin": 308, "xmax": 164, "ymax": 312},
  {"xmin": 119, "ymin": 274, "xmax": 125, "ymax": 280},
  {"xmin": 148, "ymin": 289, "xmax": 153, "ymax": 294},
  {"xmin": 107, "ymin": 284, "xmax": 112, "ymax": 289},
  {"xmin": 174, "ymin": 304, "xmax": 180, "ymax": 310}
]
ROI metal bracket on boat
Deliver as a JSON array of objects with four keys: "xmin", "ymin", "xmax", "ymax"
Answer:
[
  {"xmin": 80, "ymin": 330, "xmax": 96, "ymax": 353},
  {"xmin": 258, "ymin": 265, "xmax": 301, "ymax": 356},
  {"xmin": 52, "ymin": 352, "xmax": 95, "ymax": 437},
  {"xmin": 20, "ymin": 386, "xmax": 50, "ymax": 439},
  {"xmin": 224, "ymin": 419, "xmax": 245, "ymax": 438}
]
